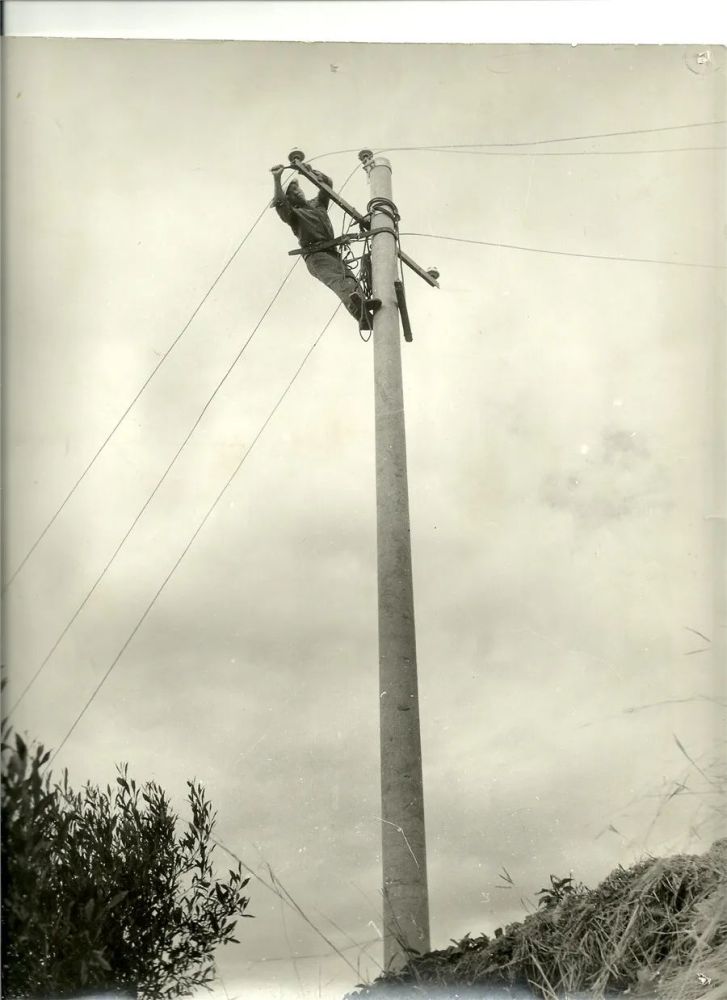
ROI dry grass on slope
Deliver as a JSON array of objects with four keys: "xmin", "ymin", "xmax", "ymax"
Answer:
[{"xmin": 347, "ymin": 839, "xmax": 727, "ymax": 1000}]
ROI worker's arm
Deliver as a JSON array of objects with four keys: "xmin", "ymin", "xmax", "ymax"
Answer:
[
  {"xmin": 270, "ymin": 164, "xmax": 293, "ymax": 224},
  {"xmin": 310, "ymin": 169, "xmax": 333, "ymax": 210}
]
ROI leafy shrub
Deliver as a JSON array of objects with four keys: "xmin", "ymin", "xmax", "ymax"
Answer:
[{"xmin": 1, "ymin": 730, "xmax": 251, "ymax": 999}]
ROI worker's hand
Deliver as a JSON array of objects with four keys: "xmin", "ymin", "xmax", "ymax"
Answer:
[
  {"xmin": 270, "ymin": 164, "xmax": 286, "ymax": 177},
  {"xmin": 311, "ymin": 168, "xmax": 332, "ymax": 185}
]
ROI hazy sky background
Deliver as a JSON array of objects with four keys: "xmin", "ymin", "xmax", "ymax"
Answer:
[{"xmin": 3, "ymin": 14, "xmax": 727, "ymax": 1000}]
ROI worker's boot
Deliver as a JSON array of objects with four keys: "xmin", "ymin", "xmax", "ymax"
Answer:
[
  {"xmin": 359, "ymin": 299, "xmax": 381, "ymax": 333},
  {"xmin": 348, "ymin": 291, "xmax": 365, "ymax": 319},
  {"xmin": 350, "ymin": 292, "xmax": 382, "ymax": 332}
]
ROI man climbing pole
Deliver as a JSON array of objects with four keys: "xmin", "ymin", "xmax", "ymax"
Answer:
[{"xmin": 270, "ymin": 164, "xmax": 380, "ymax": 328}]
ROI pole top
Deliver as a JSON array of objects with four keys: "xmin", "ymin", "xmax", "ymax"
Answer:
[{"xmin": 359, "ymin": 149, "xmax": 391, "ymax": 174}]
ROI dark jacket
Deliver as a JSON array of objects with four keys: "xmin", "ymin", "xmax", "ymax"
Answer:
[{"xmin": 273, "ymin": 172, "xmax": 337, "ymax": 253}]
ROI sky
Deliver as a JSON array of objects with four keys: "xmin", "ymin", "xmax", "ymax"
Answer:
[{"xmin": 3, "ymin": 9, "xmax": 727, "ymax": 1000}]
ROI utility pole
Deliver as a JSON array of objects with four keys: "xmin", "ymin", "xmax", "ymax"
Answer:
[{"xmin": 360, "ymin": 151, "xmax": 431, "ymax": 969}]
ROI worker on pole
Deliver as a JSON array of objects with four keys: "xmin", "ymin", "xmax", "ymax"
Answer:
[{"xmin": 270, "ymin": 164, "xmax": 380, "ymax": 327}]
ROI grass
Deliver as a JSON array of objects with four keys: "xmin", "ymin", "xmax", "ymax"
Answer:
[{"xmin": 345, "ymin": 838, "xmax": 727, "ymax": 1000}]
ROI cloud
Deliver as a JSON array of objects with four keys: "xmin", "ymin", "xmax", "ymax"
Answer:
[{"xmin": 540, "ymin": 424, "xmax": 672, "ymax": 527}]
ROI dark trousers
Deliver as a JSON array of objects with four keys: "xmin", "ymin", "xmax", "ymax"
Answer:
[{"xmin": 304, "ymin": 251, "xmax": 363, "ymax": 319}]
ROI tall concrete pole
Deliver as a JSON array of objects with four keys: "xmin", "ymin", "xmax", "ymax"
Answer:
[{"xmin": 361, "ymin": 152, "xmax": 430, "ymax": 970}]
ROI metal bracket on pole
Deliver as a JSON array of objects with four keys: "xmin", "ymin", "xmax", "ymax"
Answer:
[{"xmin": 286, "ymin": 148, "xmax": 441, "ymax": 288}]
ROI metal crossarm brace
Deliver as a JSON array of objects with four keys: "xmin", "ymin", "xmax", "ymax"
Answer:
[{"xmin": 288, "ymin": 153, "xmax": 440, "ymax": 288}]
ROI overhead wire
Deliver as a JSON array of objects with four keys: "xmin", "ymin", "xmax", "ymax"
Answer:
[
  {"xmin": 6, "ymin": 258, "xmax": 300, "ymax": 718},
  {"xmin": 22, "ymin": 129, "xmax": 723, "ymax": 735},
  {"xmin": 9, "ymin": 124, "xmax": 723, "ymax": 590},
  {"xmin": 21, "ymin": 131, "xmax": 722, "ymax": 954},
  {"xmin": 14, "ymin": 164, "xmax": 362, "ymax": 719},
  {"xmin": 383, "ymin": 144, "xmax": 727, "ymax": 157},
  {"xmin": 4, "ymin": 200, "xmax": 275, "ymax": 591},
  {"xmin": 397, "ymin": 231, "xmax": 727, "ymax": 270},
  {"xmin": 306, "ymin": 119, "xmax": 727, "ymax": 163},
  {"xmin": 397, "ymin": 119, "xmax": 727, "ymax": 149},
  {"xmin": 48, "ymin": 302, "xmax": 342, "ymax": 764}
]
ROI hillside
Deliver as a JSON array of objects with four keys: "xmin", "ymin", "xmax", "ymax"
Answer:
[{"xmin": 347, "ymin": 839, "xmax": 727, "ymax": 1000}]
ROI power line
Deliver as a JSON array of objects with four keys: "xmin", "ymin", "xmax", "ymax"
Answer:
[
  {"xmin": 307, "ymin": 119, "xmax": 727, "ymax": 162},
  {"xmin": 384, "ymin": 119, "xmax": 727, "ymax": 151},
  {"xmin": 389, "ymin": 144, "xmax": 727, "ymax": 157},
  {"xmin": 12, "ymin": 164, "xmax": 362, "ymax": 717},
  {"xmin": 49, "ymin": 304, "xmax": 341, "ymax": 764},
  {"xmin": 399, "ymin": 231, "xmax": 727, "ymax": 270},
  {"xmin": 8, "ymin": 126, "xmax": 718, "ymax": 590},
  {"xmin": 7, "ymin": 258, "xmax": 300, "ymax": 719},
  {"xmin": 6, "ymin": 123, "xmax": 724, "ymax": 591},
  {"xmin": 4, "ymin": 202, "xmax": 272, "ymax": 591}
]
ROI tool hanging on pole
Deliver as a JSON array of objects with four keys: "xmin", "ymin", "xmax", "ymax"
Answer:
[{"xmin": 270, "ymin": 148, "xmax": 439, "ymax": 341}]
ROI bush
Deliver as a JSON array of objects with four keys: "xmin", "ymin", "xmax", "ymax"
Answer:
[{"xmin": 1, "ymin": 730, "xmax": 252, "ymax": 999}]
